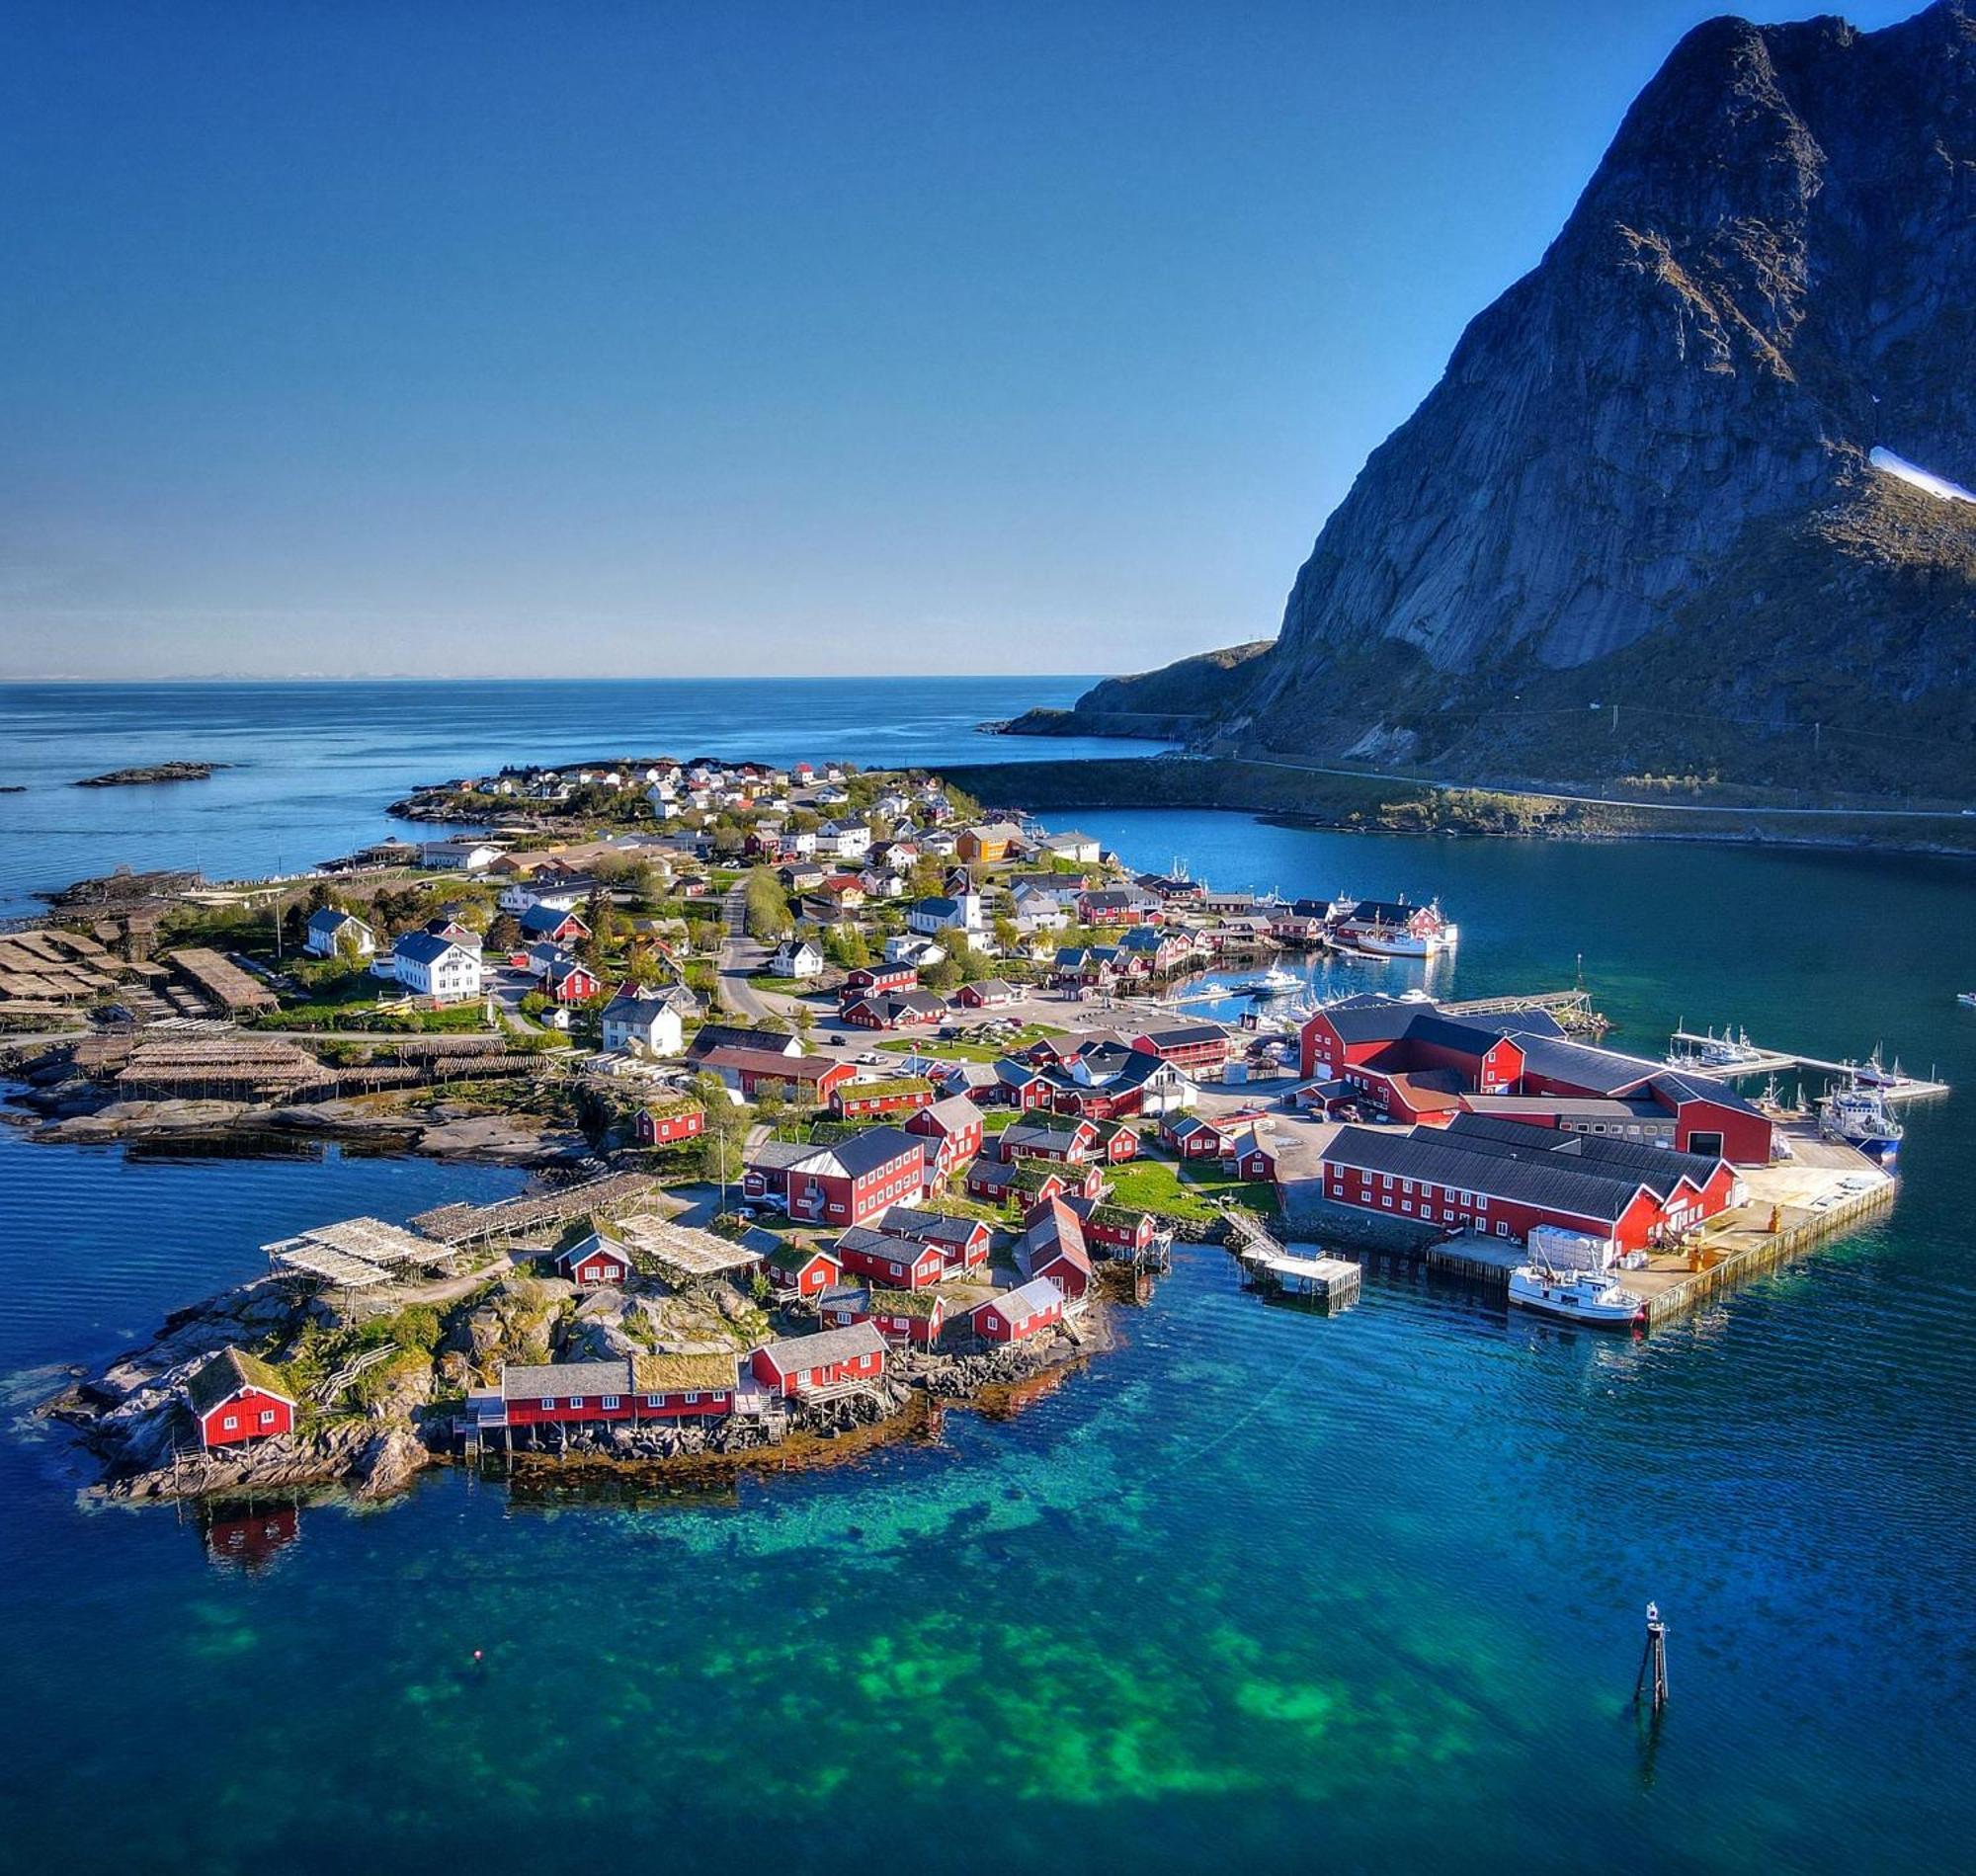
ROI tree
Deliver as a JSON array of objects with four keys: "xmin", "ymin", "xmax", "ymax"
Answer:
[
  {"xmin": 743, "ymin": 866, "xmax": 793, "ymax": 941},
  {"xmin": 908, "ymin": 856, "xmax": 946, "ymax": 900},
  {"xmin": 828, "ymin": 925, "xmax": 870, "ymax": 970},
  {"xmin": 694, "ymin": 1075, "xmax": 751, "ymax": 1183}
]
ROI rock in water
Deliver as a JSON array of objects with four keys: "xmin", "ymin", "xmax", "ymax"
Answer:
[{"xmin": 1074, "ymin": 3, "xmax": 1976, "ymax": 792}]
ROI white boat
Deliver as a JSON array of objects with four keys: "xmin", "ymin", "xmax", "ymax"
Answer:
[
  {"xmin": 1958, "ymin": 991, "xmax": 1976, "ymax": 1009},
  {"xmin": 1248, "ymin": 965, "xmax": 1303, "ymax": 997},
  {"xmin": 1818, "ymin": 1080, "xmax": 1904, "ymax": 1163},
  {"xmin": 1508, "ymin": 1262, "xmax": 1647, "ymax": 1329}
]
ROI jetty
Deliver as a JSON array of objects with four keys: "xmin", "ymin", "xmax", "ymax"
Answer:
[
  {"xmin": 1222, "ymin": 1207, "xmax": 1362, "ymax": 1308},
  {"xmin": 1428, "ymin": 1120, "xmax": 1897, "ymax": 1327},
  {"xmin": 1668, "ymin": 1030, "xmax": 1949, "ymax": 1103}
]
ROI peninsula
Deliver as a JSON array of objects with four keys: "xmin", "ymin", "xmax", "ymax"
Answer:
[{"xmin": 8, "ymin": 747, "xmax": 1916, "ymax": 1507}]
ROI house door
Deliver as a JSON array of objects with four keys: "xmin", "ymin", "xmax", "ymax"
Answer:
[{"xmin": 1688, "ymin": 1130, "xmax": 1724, "ymax": 1158}]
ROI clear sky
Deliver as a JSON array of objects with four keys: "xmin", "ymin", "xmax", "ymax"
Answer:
[{"xmin": 0, "ymin": 0, "xmax": 1925, "ymax": 681}]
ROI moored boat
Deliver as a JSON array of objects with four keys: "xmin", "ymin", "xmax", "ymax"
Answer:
[
  {"xmin": 1818, "ymin": 1079, "xmax": 1904, "ymax": 1163},
  {"xmin": 1508, "ymin": 1263, "xmax": 1647, "ymax": 1329}
]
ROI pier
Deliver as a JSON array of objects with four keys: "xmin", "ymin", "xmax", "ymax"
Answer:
[
  {"xmin": 1668, "ymin": 1030, "xmax": 1950, "ymax": 1103},
  {"xmin": 1428, "ymin": 1121, "xmax": 1897, "ymax": 1326}
]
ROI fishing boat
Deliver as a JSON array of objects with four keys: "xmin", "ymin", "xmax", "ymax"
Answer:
[
  {"xmin": 1852, "ymin": 1045, "xmax": 1910, "ymax": 1090},
  {"xmin": 1508, "ymin": 1262, "xmax": 1647, "ymax": 1329},
  {"xmin": 1247, "ymin": 964, "xmax": 1303, "ymax": 997},
  {"xmin": 1958, "ymin": 991, "xmax": 1976, "ymax": 1009},
  {"xmin": 1818, "ymin": 1079, "xmax": 1904, "ymax": 1163}
]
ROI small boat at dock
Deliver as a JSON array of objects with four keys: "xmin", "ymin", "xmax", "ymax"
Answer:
[
  {"xmin": 1818, "ymin": 1079, "xmax": 1904, "ymax": 1163},
  {"xmin": 1508, "ymin": 1262, "xmax": 1647, "ymax": 1329},
  {"xmin": 1246, "ymin": 964, "xmax": 1304, "ymax": 998}
]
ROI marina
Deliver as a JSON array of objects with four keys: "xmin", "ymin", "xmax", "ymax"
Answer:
[{"xmin": 1667, "ymin": 1028, "xmax": 1950, "ymax": 1102}]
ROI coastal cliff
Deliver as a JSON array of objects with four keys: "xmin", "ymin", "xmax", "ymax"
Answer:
[{"xmin": 1034, "ymin": 2, "xmax": 1976, "ymax": 797}]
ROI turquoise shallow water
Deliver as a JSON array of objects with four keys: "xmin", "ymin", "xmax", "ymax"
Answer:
[{"xmin": 0, "ymin": 689, "xmax": 1972, "ymax": 1872}]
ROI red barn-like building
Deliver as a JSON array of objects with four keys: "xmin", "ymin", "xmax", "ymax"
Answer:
[
  {"xmin": 188, "ymin": 1347, "xmax": 296, "ymax": 1451},
  {"xmin": 743, "ymin": 1126, "xmax": 930, "ymax": 1228},
  {"xmin": 971, "ymin": 1277, "xmax": 1065, "ymax": 1344},
  {"xmin": 750, "ymin": 1323, "xmax": 888, "ymax": 1398},
  {"xmin": 636, "ymin": 1101, "xmax": 706, "ymax": 1148}
]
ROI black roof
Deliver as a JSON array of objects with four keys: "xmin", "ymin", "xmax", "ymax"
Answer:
[
  {"xmin": 1440, "ymin": 1111, "xmax": 1727, "ymax": 1195},
  {"xmin": 688, "ymin": 1023, "xmax": 799, "ymax": 1060},
  {"xmin": 1321, "ymin": 1125, "xmax": 1655, "ymax": 1225},
  {"xmin": 1505, "ymin": 1031, "xmax": 1665, "ymax": 1097},
  {"xmin": 1645, "ymin": 1069, "xmax": 1763, "ymax": 1117}
]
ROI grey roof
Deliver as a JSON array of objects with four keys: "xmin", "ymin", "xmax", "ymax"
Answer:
[
  {"xmin": 880, "ymin": 1206, "xmax": 984, "ymax": 1247},
  {"xmin": 602, "ymin": 992, "xmax": 670, "ymax": 1025},
  {"xmin": 1321, "ymin": 1125, "xmax": 1658, "ymax": 1225},
  {"xmin": 769, "ymin": 1125, "xmax": 925, "ymax": 1181},
  {"xmin": 520, "ymin": 902, "xmax": 584, "ymax": 936},
  {"xmin": 978, "ymin": 1276, "xmax": 1065, "ymax": 1321},
  {"xmin": 1440, "ymin": 1111, "xmax": 1728, "ymax": 1193},
  {"xmin": 915, "ymin": 1094, "xmax": 984, "ymax": 1132},
  {"xmin": 689, "ymin": 1023, "xmax": 801, "ymax": 1059},
  {"xmin": 1645, "ymin": 1069, "xmax": 1763, "ymax": 1117},
  {"xmin": 754, "ymin": 1321, "xmax": 887, "ymax": 1374},
  {"xmin": 501, "ymin": 1358, "xmax": 634, "ymax": 1401},
  {"xmin": 306, "ymin": 907, "xmax": 366, "ymax": 936},
  {"xmin": 748, "ymin": 1139, "xmax": 818, "ymax": 1173},
  {"xmin": 1505, "ymin": 1031, "xmax": 1667, "ymax": 1097}
]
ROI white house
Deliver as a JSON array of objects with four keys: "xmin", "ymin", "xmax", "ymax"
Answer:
[
  {"xmin": 907, "ymin": 892, "xmax": 982, "ymax": 937},
  {"xmin": 600, "ymin": 990, "xmax": 685, "ymax": 1057},
  {"xmin": 1041, "ymin": 831, "xmax": 1103, "ymax": 864},
  {"xmin": 420, "ymin": 839, "xmax": 502, "ymax": 873},
  {"xmin": 303, "ymin": 908, "xmax": 374, "ymax": 960},
  {"xmin": 818, "ymin": 819, "xmax": 872, "ymax": 860},
  {"xmin": 390, "ymin": 931, "xmax": 482, "ymax": 1003},
  {"xmin": 884, "ymin": 934, "xmax": 946, "ymax": 967},
  {"xmin": 771, "ymin": 938, "xmax": 826, "ymax": 980},
  {"xmin": 647, "ymin": 785, "xmax": 681, "ymax": 821}
]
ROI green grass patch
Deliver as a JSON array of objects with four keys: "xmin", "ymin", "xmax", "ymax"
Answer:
[{"xmin": 1103, "ymin": 1154, "xmax": 1277, "ymax": 1221}]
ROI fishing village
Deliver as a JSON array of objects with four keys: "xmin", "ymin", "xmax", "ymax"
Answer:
[{"xmin": 0, "ymin": 750, "xmax": 1948, "ymax": 1508}]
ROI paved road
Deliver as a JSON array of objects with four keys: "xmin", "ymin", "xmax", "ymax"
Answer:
[
  {"xmin": 1223, "ymin": 753, "xmax": 1975, "ymax": 819},
  {"xmin": 716, "ymin": 883, "xmax": 779, "ymax": 1022}
]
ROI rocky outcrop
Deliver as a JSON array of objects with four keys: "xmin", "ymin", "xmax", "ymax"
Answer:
[
  {"xmin": 73, "ymin": 762, "xmax": 227, "ymax": 787},
  {"xmin": 999, "ymin": 642, "xmax": 1276, "ymax": 740},
  {"xmin": 1052, "ymin": 3, "xmax": 1976, "ymax": 795}
]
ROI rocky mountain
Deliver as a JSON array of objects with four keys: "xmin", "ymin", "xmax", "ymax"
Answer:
[{"xmin": 1047, "ymin": 1, "xmax": 1976, "ymax": 795}]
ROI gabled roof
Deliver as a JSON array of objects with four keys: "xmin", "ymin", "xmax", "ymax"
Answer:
[
  {"xmin": 306, "ymin": 907, "xmax": 368, "ymax": 936},
  {"xmin": 765, "ymin": 1238, "xmax": 839, "ymax": 1274},
  {"xmin": 785, "ymin": 1125, "xmax": 926, "ymax": 1181},
  {"xmin": 186, "ymin": 1346, "xmax": 294, "ymax": 1416},
  {"xmin": 500, "ymin": 1358, "xmax": 634, "ymax": 1401},
  {"xmin": 1644, "ymin": 1070, "xmax": 1764, "ymax": 1117},
  {"xmin": 979, "ymin": 1275, "xmax": 1066, "ymax": 1322},
  {"xmin": 1321, "ymin": 1125, "xmax": 1660, "ymax": 1225},
  {"xmin": 1132, "ymin": 1020, "xmax": 1227, "ymax": 1048},
  {"xmin": 834, "ymin": 1225, "xmax": 942, "ymax": 1265},
  {"xmin": 754, "ymin": 1322, "xmax": 887, "ymax": 1375},
  {"xmin": 912, "ymin": 1094, "xmax": 985, "ymax": 1133},
  {"xmin": 1507, "ymin": 1032, "xmax": 1668, "ymax": 1097},
  {"xmin": 879, "ymin": 1206, "xmax": 986, "ymax": 1248},
  {"xmin": 1017, "ymin": 1199, "xmax": 1092, "ymax": 1278},
  {"xmin": 392, "ymin": 930, "xmax": 471, "ymax": 965},
  {"xmin": 689, "ymin": 1023, "xmax": 802, "ymax": 1059},
  {"xmin": 602, "ymin": 991, "xmax": 673, "ymax": 1025},
  {"xmin": 1440, "ymin": 1111, "xmax": 1728, "ymax": 1193}
]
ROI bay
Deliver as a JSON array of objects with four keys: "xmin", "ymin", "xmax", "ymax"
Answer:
[{"xmin": 0, "ymin": 685, "xmax": 1972, "ymax": 1873}]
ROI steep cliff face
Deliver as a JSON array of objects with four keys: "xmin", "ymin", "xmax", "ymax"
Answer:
[{"xmin": 1220, "ymin": 0, "xmax": 1976, "ymax": 787}]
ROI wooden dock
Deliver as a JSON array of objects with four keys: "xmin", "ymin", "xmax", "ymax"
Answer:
[
  {"xmin": 1668, "ymin": 1030, "xmax": 1950, "ymax": 1102},
  {"xmin": 1244, "ymin": 1248, "xmax": 1362, "ymax": 1306},
  {"xmin": 1426, "ymin": 1124, "xmax": 1898, "ymax": 1326}
]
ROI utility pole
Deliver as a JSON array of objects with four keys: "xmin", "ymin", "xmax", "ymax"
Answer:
[{"xmin": 1610, "ymin": 702, "xmax": 1619, "ymax": 735}]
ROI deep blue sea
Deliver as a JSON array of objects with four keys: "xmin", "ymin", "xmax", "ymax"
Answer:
[
  {"xmin": 0, "ymin": 677, "xmax": 1168, "ymax": 917},
  {"xmin": 2, "ymin": 682, "xmax": 1973, "ymax": 1874}
]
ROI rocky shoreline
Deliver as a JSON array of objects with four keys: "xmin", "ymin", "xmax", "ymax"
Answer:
[
  {"xmin": 73, "ymin": 761, "xmax": 229, "ymax": 787},
  {"xmin": 43, "ymin": 1257, "xmax": 1112, "ymax": 1508}
]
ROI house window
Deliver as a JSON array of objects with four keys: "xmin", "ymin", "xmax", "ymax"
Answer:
[
  {"xmin": 569, "ymin": 1397, "xmax": 585, "ymax": 1410},
  {"xmin": 645, "ymin": 1395, "xmax": 662, "ymax": 1407},
  {"xmin": 685, "ymin": 1392, "xmax": 699, "ymax": 1405},
  {"xmin": 601, "ymin": 1396, "xmax": 619, "ymax": 1411},
  {"xmin": 221, "ymin": 1415, "xmax": 238, "ymax": 1430},
  {"xmin": 540, "ymin": 1398, "xmax": 556, "ymax": 1411},
  {"xmin": 260, "ymin": 1409, "xmax": 276, "ymax": 1426}
]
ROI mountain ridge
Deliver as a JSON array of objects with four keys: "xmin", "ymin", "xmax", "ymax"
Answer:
[{"xmin": 1031, "ymin": 0, "xmax": 1976, "ymax": 796}]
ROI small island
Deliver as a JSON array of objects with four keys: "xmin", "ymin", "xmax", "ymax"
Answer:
[{"xmin": 74, "ymin": 760, "xmax": 229, "ymax": 788}]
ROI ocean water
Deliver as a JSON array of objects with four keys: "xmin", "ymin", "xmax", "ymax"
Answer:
[
  {"xmin": 1, "ymin": 686, "xmax": 1973, "ymax": 1873},
  {"xmin": 0, "ymin": 677, "xmax": 1168, "ymax": 917}
]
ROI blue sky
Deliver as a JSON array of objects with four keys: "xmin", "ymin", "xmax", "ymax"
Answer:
[{"xmin": 0, "ymin": 0, "xmax": 1925, "ymax": 680}]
